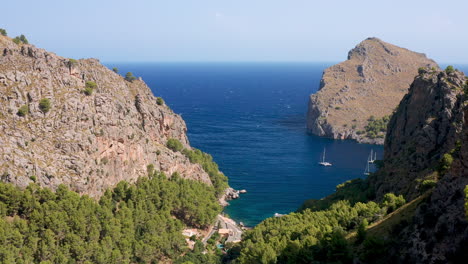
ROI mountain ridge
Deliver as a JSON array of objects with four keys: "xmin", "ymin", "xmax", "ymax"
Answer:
[{"xmin": 0, "ymin": 34, "xmax": 226, "ymax": 197}]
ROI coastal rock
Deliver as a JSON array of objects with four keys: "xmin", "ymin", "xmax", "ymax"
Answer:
[
  {"xmin": 0, "ymin": 35, "xmax": 215, "ymax": 197},
  {"xmin": 306, "ymin": 37, "xmax": 438, "ymax": 144},
  {"xmin": 219, "ymin": 187, "xmax": 244, "ymax": 206},
  {"xmin": 371, "ymin": 69, "xmax": 468, "ymax": 262}
]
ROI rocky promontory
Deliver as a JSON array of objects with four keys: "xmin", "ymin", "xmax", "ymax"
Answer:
[
  {"xmin": 0, "ymin": 35, "xmax": 222, "ymax": 197},
  {"xmin": 307, "ymin": 37, "xmax": 438, "ymax": 144}
]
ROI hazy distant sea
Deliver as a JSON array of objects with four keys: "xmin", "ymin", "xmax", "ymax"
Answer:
[{"xmin": 106, "ymin": 62, "xmax": 468, "ymax": 226}]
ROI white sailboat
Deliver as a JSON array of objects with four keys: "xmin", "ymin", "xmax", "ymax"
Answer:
[
  {"xmin": 364, "ymin": 157, "xmax": 371, "ymax": 175},
  {"xmin": 368, "ymin": 149, "xmax": 377, "ymax": 163},
  {"xmin": 318, "ymin": 148, "xmax": 332, "ymax": 167}
]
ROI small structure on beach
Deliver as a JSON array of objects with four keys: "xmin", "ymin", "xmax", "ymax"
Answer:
[{"xmin": 218, "ymin": 228, "xmax": 232, "ymax": 237}]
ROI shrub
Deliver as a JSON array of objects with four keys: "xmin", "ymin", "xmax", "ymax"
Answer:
[
  {"xmin": 167, "ymin": 138, "xmax": 183, "ymax": 152},
  {"xmin": 125, "ymin": 72, "xmax": 137, "ymax": 82},
  {"xmin": 335, "ymin": 106, "xmax": 341, "ymax": 110},
  {"xmin": 438, "ymin": 153, "xmax": 454, "ymax": 174},
  {"xmin": 29, "ymin": 175, "xmax": 36, "ymax": 182},
  {"xmin": 83, "ymin": 87, "xmax": 93, "ymax": 95},
  {"xmin": 465, "ymin": 186, "xmax": 468, "ymax": 219},
  {"xmin": 85, "ymin": 81, "xmax": 97, "ymax": 89},
  {"xmin": 356, "ymin": 219, "xmax": 368, "ymax": 243},
  {"xmin": 19, "ymin": 35, "xmax": 28, "ymax": 44},
  {"xmin": 13, "ymin": 35, "xmax": 29, "ymax": 45},
  {"xmin": 17, "ymin": 105, "xmax": 29, "ymax": 117},
  {"xmin": 445, "ymin": 65, "xmax": 455, "ymax": 74},
  {"xmin": 156, "ymin": 97, "xmax": 165, "ymax": 106},
  {"xmin": 382, "ymin": 193, "xmax": 405, "ymax": 213},
  {"xmin": 421, "ymin": 179, "xmax": 437, "ymax": 192},
  {"xmin": 352, "ymin": 124, "xmax": 357, "ymax": 129},
  {"xmin": 0, "ymin": 28, "xmax": 7, "ymax": 36},
  {"xmin": 112, "ymin": 67, "xmax": 118, "ymax": 73},
  {"xmin": 418, "ymin": 67, "xmax": 426, "ymax": 75},
  {"xmin": 68, "ymin": 59, "xmax": 78, "ymax": 67},
  {"xmin": 39, "ymin": 98, "xmax": 51, "ymax": 113}
]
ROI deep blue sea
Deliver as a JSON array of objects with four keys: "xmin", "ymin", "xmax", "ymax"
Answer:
[{"xmin": 105, "ymin": 62, "xmax": 410, "ymax": 226}]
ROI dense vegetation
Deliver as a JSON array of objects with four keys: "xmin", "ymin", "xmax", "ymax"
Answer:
[
  {"xmin": 0, "ymin": 28, "xmax": 7, "ymax": 36},
  {"xmin": 0, "ymin": 168, "xmax": 222, "ymax": 263},
  {"xmin": 236, "ymin": 189, "xmax": 405, "ymax": 264},
  {"xmin": 183, "ymin": 148, "xmax": 229, "ymax": 197},
  {"xmin": 357, "ymin": 115, "xmax": 390, "ymax": 139},
  {"xmin": 166, "ymin": 138, "xmax": 229, "ymax": 197},
  {"xmin": 299, "ymin": 179, "xmax": 375, "ymax": 212}
]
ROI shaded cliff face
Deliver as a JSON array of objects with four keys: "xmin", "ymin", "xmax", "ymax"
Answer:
[
  {"xmin": 372, "ymin": 69, "xmax": 465, "ymax": 200},
  {"xmin": 0, "ymin": 35, "xmax": 213, "ymax": 197},
  {"xmin": 307, "ymin": 37, "xmax": 438, "ymax": 144},
  {"xmin": 373, "ymin": 69, "xmax": 468, "ymax": 263}
]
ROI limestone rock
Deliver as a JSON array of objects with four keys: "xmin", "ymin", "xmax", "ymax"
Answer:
[
  {"xmin": 0, "ymin": 35, "xmax": 214, "ymax": 197},
  {"xmin": 306, "ymin": 37, "xmax": 438, "ymax": 144},
  {"xmin": 371, "ymin": 69, "xmax": 468, "ymax": 262}
]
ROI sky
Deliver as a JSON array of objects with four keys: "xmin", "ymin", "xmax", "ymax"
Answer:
[{"xmin": 1, "ymin": 0, "xmax": 467, "ymax": 63}]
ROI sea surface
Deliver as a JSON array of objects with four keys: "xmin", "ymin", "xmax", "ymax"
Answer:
[{"xmin": 104, "ymin": 62, "xmax": 468, "ymax": 226}]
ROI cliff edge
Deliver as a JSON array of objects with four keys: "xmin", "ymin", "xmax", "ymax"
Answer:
[
  {"xmin": 0, "ymin": 35, "xmax": 221, "ymax": 197},
  {"xmin": 370, "ymin": 68, "xmax": 468, "ymax": 262},
  {"xmin": 307, "ymin": 37, "xmax": 438, "ymax": 144}
]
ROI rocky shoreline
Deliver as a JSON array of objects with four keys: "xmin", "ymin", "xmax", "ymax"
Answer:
[{"xmin": 219, "ymin": 187, "xmax": 247, "ymax": 206}]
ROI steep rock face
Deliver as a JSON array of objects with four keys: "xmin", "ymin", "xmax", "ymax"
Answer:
[
  {"xmin": 0, "ymin": 35, "xmax": 213, "ymax": 197},
  {"xmin": 372, "ymin": 69, "xmax": 468, "ymax": 263},
  {"xmin": 372, "ymin": 69, "xmax": 465, "ymax": 200},
  {"xmin": 307, "ymin": 37, "xmax": 438, "ymax": 144}
]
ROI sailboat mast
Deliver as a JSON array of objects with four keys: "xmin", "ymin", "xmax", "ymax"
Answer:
[{"xmin": 322, "ymin": 149, "xmax": 326, "ymax": 163}]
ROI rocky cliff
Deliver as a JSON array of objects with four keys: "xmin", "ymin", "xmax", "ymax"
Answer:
[
  {"xmin": 0, "ymin": 35, "xmax": 216, "ymax": 197},
  {"xmin": 307, "ymin": 37, "xmax": 438, "ymax": 144},
  {"xmin": 371, "ymin": 68, "xmax": 468, "ymax": 262}
]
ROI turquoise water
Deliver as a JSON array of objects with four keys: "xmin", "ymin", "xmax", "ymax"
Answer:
[{"xmin": 106, "ymin": 62, "xmax": 384, "ymax": 226}]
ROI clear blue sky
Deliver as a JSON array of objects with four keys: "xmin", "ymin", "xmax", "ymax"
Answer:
[{"xmin": 2, "ymin": 0, "xmax": 467, "ymax": 63}]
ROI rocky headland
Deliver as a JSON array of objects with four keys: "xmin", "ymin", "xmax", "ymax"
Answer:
[
  {"xmin": 0, "ymin": 34, "xmax": 223, "ymax": 197},
  {"xmin": 306, "ymin": 37, "xmax": 438, "ymax": 144}
]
